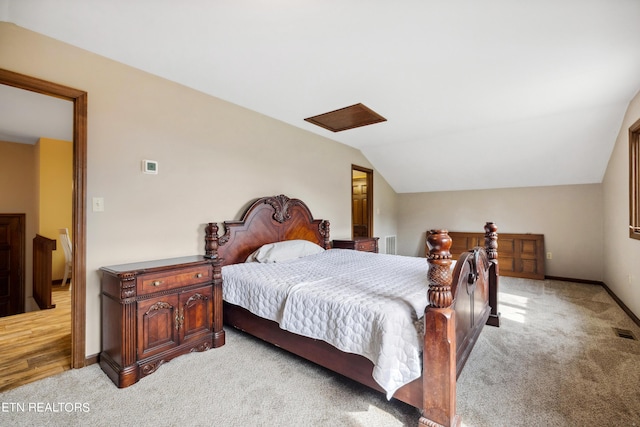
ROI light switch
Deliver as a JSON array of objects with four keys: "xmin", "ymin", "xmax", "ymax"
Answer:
[{"xmin": 93, "ymin": 197, "xmax": 105, "ymax": 212}]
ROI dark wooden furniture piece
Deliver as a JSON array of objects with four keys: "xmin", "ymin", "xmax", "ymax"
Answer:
[
  {"xmin": 32, "ymin": 234, "xmax": 57, "ymax": 310},
  {"xmin": 99, "ymin": 256, "xmax": 225, "ymax": 388},
  {"xmin": 332, "ymin": 237, "xmax": 379, "ymax": 253},
  {"xmin": 205, "ymin": 194, "xmax": 500, "ymax": 427},
  {"xmin": 444, "ymin": 231, "xmax": 544, "ymax": 280},
  {"xmin": 0, "ymin": 213, "xmax": 25, "ymax": 317}
]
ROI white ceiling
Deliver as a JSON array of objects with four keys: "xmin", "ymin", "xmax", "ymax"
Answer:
[
  {"xmin": 0, "ymin": 83, "xmax": 73, "ymax": 144},
  {"xmin": 2, "ymin": 0, "xmax": 640, "ymax": 193}
]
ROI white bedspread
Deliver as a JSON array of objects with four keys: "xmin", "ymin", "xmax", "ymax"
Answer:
[{"xmin": 222, "ymin": 249, "xmax": 430, "ymax": 398}]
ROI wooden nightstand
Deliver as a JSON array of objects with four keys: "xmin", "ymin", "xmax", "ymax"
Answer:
[
  {"xmin": 99, "ymin": 256, "xmax": 225, "ymax": 388},
  {"xmin": 332, "ymin": 237, "xmax": 379, "ymax": 253}
]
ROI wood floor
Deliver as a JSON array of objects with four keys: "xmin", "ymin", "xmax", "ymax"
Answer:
[{"xmin": 0, "ymin": 285, "xmax": 71, "ymax": 392}]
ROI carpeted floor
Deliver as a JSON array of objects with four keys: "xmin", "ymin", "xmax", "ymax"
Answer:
[
  {"xmin": 457, "ymin": 278, "xmax": 640, "ymax": 426},
  {"xmin": 0, "ymin": 277, "xmax": 638, "ymax": 426}
]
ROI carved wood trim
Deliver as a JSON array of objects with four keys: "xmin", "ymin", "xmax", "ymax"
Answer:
[
  {"xmin": 144, "ymin": 301, "xmax": 174, "ymax": 315},
  {"xmin": 426, "ymin": 229, "xmax": 453, "ymax": 308},
  {"xmin": 205, "ymin": 195, "xmax": 330, "ymax": 265},
  {"xmin": 265, "ymin": 194, "xmax": 304, "ymax": 223}
]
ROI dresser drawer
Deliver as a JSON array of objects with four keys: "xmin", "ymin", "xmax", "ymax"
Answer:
[{"xmin": 138, "ymin": 265, "xmax": 211, "ymax": 295}]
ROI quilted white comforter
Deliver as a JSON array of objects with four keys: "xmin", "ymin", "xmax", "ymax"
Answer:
[{"xmin": 222, "ymin": 248, "xmax": 430, "ymax": 398}]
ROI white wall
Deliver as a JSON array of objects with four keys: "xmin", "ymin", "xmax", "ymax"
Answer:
[
  {"xmin": 0, "ymin": 23, "xmax": 399, "ymax": 355},
  {"xmin": 602, "ymin": 89, "xmax": 640, "ymax": 319},
  {"xmin": 397, "ymin": 184, "xmax": 604, "ymax": 281}
]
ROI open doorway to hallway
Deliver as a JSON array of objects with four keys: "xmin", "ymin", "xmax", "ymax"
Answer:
[
  {"xmin": 0, "ymin": 69, "xmax": 87, "ymax": 378},
  {"xmin": 351, "ymin": 165, "xmax": 373, "ymax": 238}
]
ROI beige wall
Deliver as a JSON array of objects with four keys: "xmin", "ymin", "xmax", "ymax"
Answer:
[
  {"xmin": 602, "ymin": 89, "xmax": 640, "ymax": 319},
  {"xmin": 397, "ymin": 184, "xmax": 604, "ymax": 281},
  {"xmin": 3, "ymin": 20, "xmax": 636, "ymax": 357},
  {"xmin": 0, "ymin": 139, "xmax": 37, "ymax": 310},
  {"xmin": 0, "ymin": 23, "xmax": 398, "ymax": 355}
]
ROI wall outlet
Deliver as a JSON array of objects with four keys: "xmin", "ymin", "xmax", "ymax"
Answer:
[{"xmin": 546, "ymin": 252, "xmax": 552, "ymax": 260}]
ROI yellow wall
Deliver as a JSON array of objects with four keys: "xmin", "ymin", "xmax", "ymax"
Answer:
[
  {"xmin": 0, "ymin": 139, "xmax": 38, "ymax": 310},
  {"xmin": 37, "ymin": 137, "xmax": 73, "ymax": 280}
]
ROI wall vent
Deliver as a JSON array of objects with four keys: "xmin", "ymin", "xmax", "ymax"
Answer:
[
  {"xmin": 385, "ymin": 236, "xmax": 397, "ymax": 255},
  {"xmin": 613, "ymin": 327, "xmax": 637, "ymax": 340}
]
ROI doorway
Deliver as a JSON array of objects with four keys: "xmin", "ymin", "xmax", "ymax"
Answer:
[
  {"xmin": 0, "ymin": 68, "xmax": 87, "ymax": 369},
  {"xmin": 351, "ymin": 165, "xmax": 373, "ymax": 238}
]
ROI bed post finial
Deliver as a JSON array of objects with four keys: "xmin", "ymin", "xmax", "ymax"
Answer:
[
  {"xmin": 484, "ymin": 222, "xmax": 501, "ymax": 328},
  {"xmin": 426, "ymin": 229, "xmax": 453, "ymax": 308},
  {"xmin": 204, "ymin": 222, "xmax": 219, "ymax": 259},
  {"xmin": 319, "ymin": 220, "xmax": 331, "ymax": 249},
  {"xmin": 484, "ymin": 222, "xmax": 498, "ymax": 261}
]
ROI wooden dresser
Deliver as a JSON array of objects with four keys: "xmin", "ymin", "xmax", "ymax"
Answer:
[
  {"xmin": 99, "ymin": 256, "xmax": 225, "ymax": 388},
  {"xmin": 332, "ymin": 237, "xmax": 379, "ymax": 253},
  {"xmin": 438, "ymin": 232, "xmax": 545, "ymax": 280}
]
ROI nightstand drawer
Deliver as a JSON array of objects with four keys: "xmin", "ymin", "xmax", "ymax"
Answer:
[
  {"xmin": 332, "ymin": 237, "xmax": 379, "ymax": 253},
  {"xmin": 139, "ymin": 266, "xmax": 211, "ymax": 295},
  {"xmin": 354, "ymin": 239, "xmax": 377, "ymax": 252}
]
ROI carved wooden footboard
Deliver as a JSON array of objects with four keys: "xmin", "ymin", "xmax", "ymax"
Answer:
[
  {"xmin": 421, "ymin": 223, "xmax": 499, "ymax": 427},
  {"xmin": 204, "ymin": 195, "xmax": 500, "ymax": 427}
]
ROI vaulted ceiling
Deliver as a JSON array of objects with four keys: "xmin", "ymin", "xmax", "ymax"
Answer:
[{"xmin": 2, "ymin": 1, "xmax": 640, "ymax": 193}]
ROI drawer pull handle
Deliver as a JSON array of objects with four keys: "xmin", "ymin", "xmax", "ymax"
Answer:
[
  {"xmin": 151, "ymin": 280, "xmax": 163, "ymax": 287},
  {"xmin": 195, "ymin": 273, "xmax": 203, "ymax": 278},
  {"xmin": 175, "ymin": 308, "xmax": 184, "ymax": 330}
]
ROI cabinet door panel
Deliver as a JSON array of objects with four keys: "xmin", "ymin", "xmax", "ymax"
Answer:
[
  {"xmin": 446, "ymin": 232, "xmax": 545, "ymax": 280},
  {"xmin": 137, "ymin": 294, "xmax": 179, "ymax": 359},
  {"xmin": 181, "ymin": 285, "xmax": 213, "ymax": 344}
]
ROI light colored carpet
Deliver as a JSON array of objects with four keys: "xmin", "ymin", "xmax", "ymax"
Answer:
[{"xmin": 1, "ymin": 277, "xmax": 639, "ymax": 426}]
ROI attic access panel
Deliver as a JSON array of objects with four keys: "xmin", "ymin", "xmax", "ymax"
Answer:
[{"xmin": 304, "ymin": 103, "xmax": 386, "ymax": 132}]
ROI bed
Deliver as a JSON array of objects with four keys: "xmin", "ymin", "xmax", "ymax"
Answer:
[{"xmin": 204, "ymin": 194, "xmax": 500, "ymax": 427}]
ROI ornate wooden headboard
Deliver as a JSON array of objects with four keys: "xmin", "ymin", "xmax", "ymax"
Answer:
[{"xmin": 205, "ymin": 194, "xmax": 331, "ymax": 266}]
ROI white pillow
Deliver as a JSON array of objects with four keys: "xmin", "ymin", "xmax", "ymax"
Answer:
[{"xmin": 245, "ymin": 240, "xmax": 325, "ymax": 263}]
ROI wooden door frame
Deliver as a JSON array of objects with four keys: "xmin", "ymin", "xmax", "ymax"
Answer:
[
  {"xmin": 351, "ymin": 165, "xmax": 373, "ymax": 239},
  {"xmin": 0, "ymin": 68, "xmax": 87, "ymax": 368}
]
